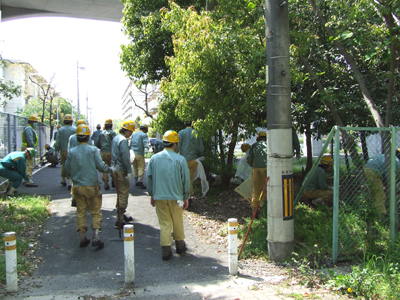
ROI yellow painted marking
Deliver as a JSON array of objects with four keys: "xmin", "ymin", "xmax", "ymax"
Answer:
[
  {"xmin": 284, "ymin": 179, "xmax": 288, "ymax": 217},
  {"xmin": 229, "ymin": 230, "xmax": 238, "ymax": 235},
  {"xmin": 228, "ymin": 222, "xmax": 238, "ymax": 226},
  {"xmin": 125, "ymin": 228, "xmax": 134, "ymax": 234},
  {"xmin": 3, "ymin": 236, "xmax": 16, "ymax": 242},
  {"xmin": 5, "ymin": 245, "xmax": 17, "ymax": 251},
  {"xmin": 124, "ymin": 236, "xmax": 134, "ymax": 242}
]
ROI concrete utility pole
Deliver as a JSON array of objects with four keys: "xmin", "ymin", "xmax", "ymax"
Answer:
[
  {"xmin": 77, "ymin": 61, "xmax": 80, "ymax": 120},
  {"xmin": 265, "ymin": 0, "xmax": 294, "ymax": 261}
]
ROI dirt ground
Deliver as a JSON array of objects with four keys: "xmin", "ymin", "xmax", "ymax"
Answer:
[{"xmin": 185, "ymin": 179, "xmax": 349, "ymax": 299}]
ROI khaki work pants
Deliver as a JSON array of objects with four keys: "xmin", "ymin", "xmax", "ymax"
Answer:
[
  {"xmin": 21, "ymin": 145, "xmax": 34, "ymax": 179},
  {"xmin": 364, "ymin": 167, "xmax": 387, "ymax": 213},
  {"xmin": 304, "ymin": 189, "xmax": 333, "ymax": 202},
  {"xmin": 60, "ymin": 150, "xmax": 68, "ymax": 182},
  {"xmin": 251, "ymin": 167, "xmax": 267, "ymax": 208},
  {"xmin": 187, "ymin": 160, "xmax": 198, "ymax": 195},
  {"xmin": 112, "ymin": 171, "xmax": 130, "ymax": 222},
  {"xmin": 132, "ymin": 153, "xmax": 145, "ymax": 179},
  {"xmin": 155, "ymin": 200, "xmax": 185, "ymax": 246},
  {"xmin": 101, "ymin": 152, "xmax": 112, "ymax": 188},
  {"xmin": 74, "ymin": 186, "xmax": 102, "ymax": 233}
]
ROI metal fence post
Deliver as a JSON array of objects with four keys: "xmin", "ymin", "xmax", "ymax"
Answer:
[
  {"xmin": 390, "ymin": 127, "xmax": 396, "ymax": 244},
  {"xmin": 332, "ymin": 126, "xmax": 340, "ymax": 264}
]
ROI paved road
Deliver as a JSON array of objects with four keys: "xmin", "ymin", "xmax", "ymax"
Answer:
[{"xmin": 2, "ymin": 163, "xmax": 293, "ymax": 300}]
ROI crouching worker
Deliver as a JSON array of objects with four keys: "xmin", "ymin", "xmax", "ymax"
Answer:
[
  {"xmin": 147, "ymin": 130, "xmax": 190, "ymax": 261},
  {"xmin": 41, "ymin": 144, "xmax": 59, "ymax": 167},
  {"xmin": 304, "ymin": 155, "xmax": 333, "ymax": 204},
  {"xmin": 65, "ymin": 125, "xmax": 119, "ymax": 249},
  {"xmin": 0, "ymin": 148, "xmax": 37, "ymax": 196}
]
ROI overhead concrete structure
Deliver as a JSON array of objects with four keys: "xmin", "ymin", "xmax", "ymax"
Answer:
[{"xmin": 1, "ymin": 0, "xmax": 124, "ymax": 22}]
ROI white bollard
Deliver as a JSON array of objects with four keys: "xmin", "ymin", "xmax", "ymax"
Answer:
[
  {"xmin": 3, "ymin": 232, "xmax": 18, "ymax": 292},
  {"xmin": 124, "ymin": 224, "xmax": 135, "ymax": 283},
  {"xmin": 228, "ymin": 218, "xmax": 238, "ymax": 275}
]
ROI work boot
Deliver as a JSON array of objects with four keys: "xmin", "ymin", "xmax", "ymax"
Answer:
[
  {"xmin": 68, "ymin": 179, "xmax": 72, "ymax": 190},
  {"xmin": 71, "ymin": 198, "xmax": 77, "ymax": 207},
  {"xmin": 60, "ymin": 181, "xmax": 67, "ymax": 187},
  {"xmin": 123, "ymin": 214, "xmax": 134, "ymax": 222},
  {"xmin": 114, "ymin": 220, "xmax": 126, "ymax": 228},
  {"xmin": 79, "ymin": 232, "xmax": 90, "ymax": 248},
  {"xmin": 162, "ymin": 246, "xmax": 172, "ymax": 261},
  {"xmin": 111, "ymin": 180, "xmax": 115, "ymax": 188},
  {"xmin": 104, "ymin": 185, "xmax": 110, "ymax": 190},
  {"xmin": 6, "ymin": 186, "xmax": 16, "ymax": 196},
  {"xmin": 92, "ymin": 229, "xmax": 104, "ymax": 249},
  {"xmin": 5, "ymin": 181, "xmax": 13, "ymax": 193},
  {"xmin": 134, "ymin": 177, "xmax": 138, "ymax": 185},
  {"xmin": 136, "ymin": 181, "xmax": 146, "ymax": 189},
  {"xmin": 25, "ymin": 182, "xmax": 38, "ymax": 187},
  {"xmin": 175, "ymin": 240, "xmax": 187, "ymax": 254}
]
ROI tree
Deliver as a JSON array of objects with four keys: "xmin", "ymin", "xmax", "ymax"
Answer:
[{"xmin": 0, "ymin": 57, "xmax": 22, "ymax": 106}]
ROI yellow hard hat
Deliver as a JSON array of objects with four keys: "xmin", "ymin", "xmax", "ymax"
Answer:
[
  {"xmin": 321, "ymin": 156, "xmax": 333, "ymax": 165},
  {"xmin": 64, "ymin": 114, "xmax": 73, "ymax": 121},
  {"xmin": 105, "ymin": 119, "xmax": 113, "ymax": 125},
  {"xmin": 257, "ymin": 131, "xmax": 267, "ymax": 138},
  {"xmin": 163, "ymin": 130, "xmax": 180, "ymax": 143},
  {"xmin": 122, "ymin": 120, "xmax": 135, "ymax": 132},
  {"xmin": 28, "ymin": 115, "xmax": 38, "ymax": 122},
  {"xmin": 44, "ymin": 144, "xmax": 50, "ymax": 150},
  {"xmin": 57, "ymin": 124, "xmax": 61, "ymax": 129},
  {"xmin": 76, "ymin": 124, "xmax": 91, "ymax": 136},
  {"xmin": 77, "ymin": 119, "xmax": 86, "ymax": 125},
  {"xmin": 241, "ymin": 143, "xmax": 250, "ymax": 153}
]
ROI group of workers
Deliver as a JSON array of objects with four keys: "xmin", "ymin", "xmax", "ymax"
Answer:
[{"xmin": 2, "ymin": 117, "xmax": 395, "ymax": 257}]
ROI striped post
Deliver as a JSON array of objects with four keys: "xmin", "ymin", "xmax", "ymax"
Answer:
[
  {"xmin": 228, "ymin": 218, "xmax": 238, "ymax": 275},
  {"xmin": 124, "ymin": 224, "xmax": 135, "ymax": 283},
  {"xmin": 3, "ymin": 232, "xmax": 18, "ymax": 291}
]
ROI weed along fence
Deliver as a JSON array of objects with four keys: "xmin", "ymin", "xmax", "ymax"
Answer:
[{"xmin": 295, "ymin": 126, "xmax": 400, "ymax": 264}]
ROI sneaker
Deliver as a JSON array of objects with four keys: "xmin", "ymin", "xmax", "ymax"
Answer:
[
  {"xmin": 123, "ymin": 214, "xmax": 134, "ymax": 222},
  {"xmin": 71, "ymin": 198, "xmax": 77, "ymax": 207},
  {"xmin": 60, "ymin": 181, "xmax": 67, "ymax": 187},
  {"xmin": 92, "ymin": 240, "xmax": 104, "ymax": 249},
  {"xmin": 175, "ymin": 240, "xmax": 187, "ymax": 254},
  {"xmin": 162, "ymin": 246, "xmax": 172, "ymax": 261},
  {"xmin": 80, "ymin": 237, "xmax": 90, "ymax": 248},
  {"xmin": 137, "ymin": 182, "xmax": 146, "ymax": 189},
  {"xmin": 25, "ymin": 183, "xmax": 38, "ymax": 187}
]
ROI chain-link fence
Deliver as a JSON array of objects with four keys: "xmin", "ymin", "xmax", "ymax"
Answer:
[
  {"xmin": 296, "ymin": 126, "xmax": 400, "ymax": 263},
  {"xmin": 0, "ymin": 111, "xmax": 50, "ymax": 168}
]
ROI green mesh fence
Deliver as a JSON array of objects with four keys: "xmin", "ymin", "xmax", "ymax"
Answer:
[{"xmin": 295, "ymin": 126, "xmax": 399, "ymax": 263}]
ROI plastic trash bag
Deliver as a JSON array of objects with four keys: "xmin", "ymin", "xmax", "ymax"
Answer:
[
  {"xmin": 130, "ymin": 149, "xmax": 135, "ymax": 163},
  {"xmin": 235, "ymin": 151, "xmax": 252, "ymax": 181},
  {"xmin": 193, "ymin": 157, "xmax": 209, "ymax": 197}
]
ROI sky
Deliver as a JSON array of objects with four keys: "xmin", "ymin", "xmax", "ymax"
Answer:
[{"xmin": 0, "ymin": 16, "xmax": 131, "ymax": 126}]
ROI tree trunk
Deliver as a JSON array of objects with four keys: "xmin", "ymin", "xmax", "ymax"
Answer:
[{"xmin": 305, "ymin": 124, "xmax": 313, "ymax": 174}]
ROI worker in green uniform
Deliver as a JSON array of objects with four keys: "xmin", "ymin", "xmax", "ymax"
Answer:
[
  {"xmin": 247, "ymin": 131, "xmax": 268, "ymax": 217},
  {"xmin": 304, "ymin": 156, "xmax": 333, "ymax": 203},
  {"xmin": 21, "ymin": 115, "xmax": 39, "ymax": 186},
  {"xmin": 54, "ymin": 114, "xmax": 76, "ymax": 189},
  {"xmin": 65, "ymin": 125, "xmax": 118, "ymax": 249},
  {"xmin": 178, "ymin": 121, "xmax": 204, "ymax": 197},
  {"xmin": 96, "ymin": 119, "xmax": 117, "ymax": 190},
  {"xmin": 0, "ymin": 148, "xmax": 36, "ymax": 195},
  {"xmin": 112, "ymin": 120, "xmax": 135, "ymax": 227},
  {"xmin": 147, "ymin": 130, "xmax": 190, "ymax": 260},
  {"xmin": 130, "ymin": 124, "xmax": 150, "ymax": 189}
]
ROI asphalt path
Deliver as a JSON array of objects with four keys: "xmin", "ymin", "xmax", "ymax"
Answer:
[{"xmin": 3, "ymin": 163, "xmax": 272, "ymax": 300}]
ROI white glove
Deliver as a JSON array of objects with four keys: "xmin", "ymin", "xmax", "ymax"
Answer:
[
  {"xmin": 110, "ymin": 165, "xmax": 120, "ymax": 174},
  {"xmin": 177, "ymin": 200, "xmax": 184, "ymax": 207},
  {"xmin": 126, "ymin": 173, "xmax": 132, "ymax": 181},
  {"xmin": 27, "ymin": 179, "xmax": 34, "ymax": 185}
]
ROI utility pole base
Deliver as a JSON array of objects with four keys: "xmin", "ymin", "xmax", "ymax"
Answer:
[{"xmin": 268, "ymin": 241, "xmax": 294, "ymax": 262}]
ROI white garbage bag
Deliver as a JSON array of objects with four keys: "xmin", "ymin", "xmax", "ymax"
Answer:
[
  {"xmin": 193, "ymin": 157, "xmax": 209, "ymax": 198},
  {"xmin": 235, "ymin": 150, "xmax": 252, "ymax": 181}
]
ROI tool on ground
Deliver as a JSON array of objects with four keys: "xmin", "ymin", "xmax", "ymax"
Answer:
[{"xmin": 238, "ymin": 176, "xmax": 269, "ymax": 259}]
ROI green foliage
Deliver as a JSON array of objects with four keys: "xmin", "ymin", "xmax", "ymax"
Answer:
[
  {"xmin": 0, "ymin": 195, "xmax": 50, "ymax": 284},
  {"xmin": 237, "ymin": 216, "xmax": 268, "ymax": 259},
  {"xmin": 0, "ymin": 57, "xmax": 22, "ymax": 106}
]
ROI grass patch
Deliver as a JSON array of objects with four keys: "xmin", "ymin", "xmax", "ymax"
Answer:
[{"xmin": 0, "ymin": 194, "xmax": 50, "ymax": 285}]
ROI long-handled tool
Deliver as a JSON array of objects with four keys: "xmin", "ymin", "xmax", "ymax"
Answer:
[
  {"xmin": 238, "ymin": 176, "xmax": 270, "ymax": 259},
  {"xmin": 115, "ymin": 159, "xmax": 122, "ymax": 239}
]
